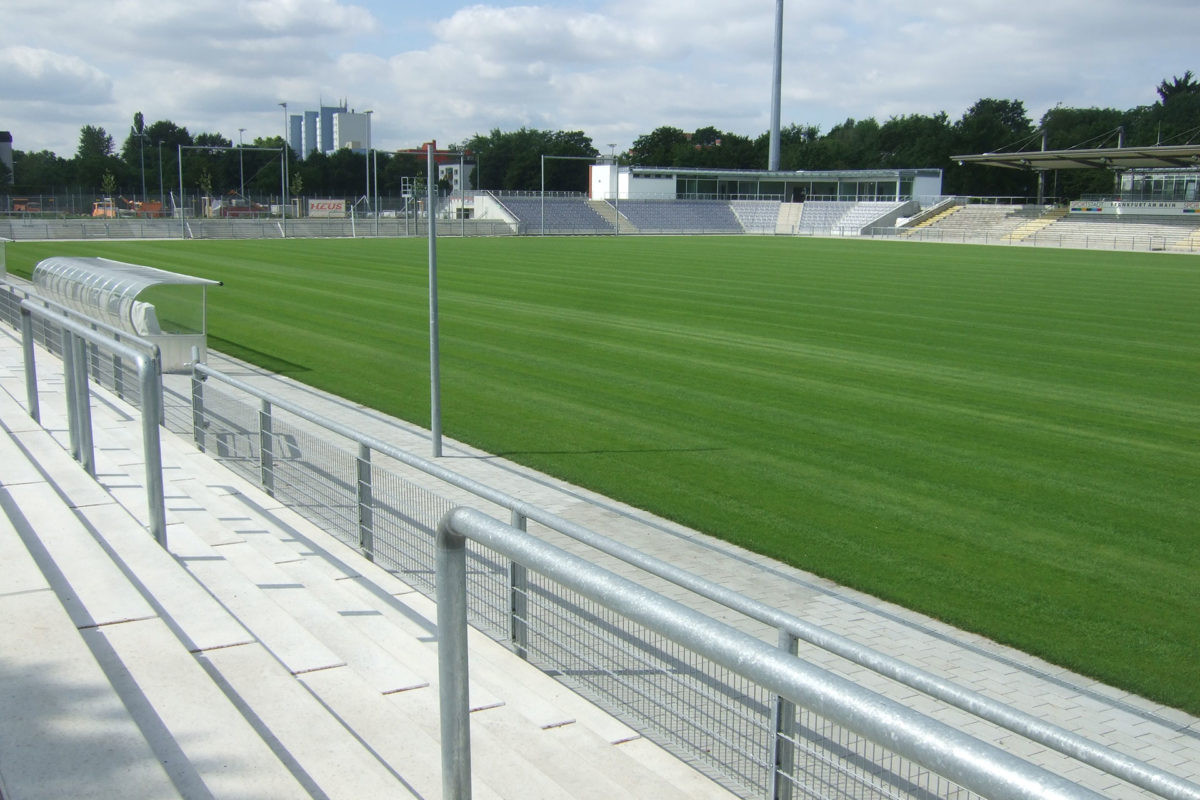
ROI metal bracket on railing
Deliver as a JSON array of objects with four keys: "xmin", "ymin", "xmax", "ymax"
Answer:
[
  {"xmin": 508, "ymin": 509, "xmax": 529, "ymax": 660},
  {"xmin": 770, "ymin": 630, "xmax": 799, "ymax": 800},
  {"xmin": 357, "ymin": 443, "xmax": 373, "ymax": 560},
  {"xmin": 259, "ymin": 399, "xmax": 275, "ymax": 496}
]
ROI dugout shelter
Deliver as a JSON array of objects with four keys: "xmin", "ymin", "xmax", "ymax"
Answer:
[{"xmin": 32, "ymin": 256, "xmax": 221, "ymax": 372}]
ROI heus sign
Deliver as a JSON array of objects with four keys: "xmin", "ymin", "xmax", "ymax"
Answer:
[{"xmin": 308, "ymin": 199, "xmax": 346, "ymax": 218}]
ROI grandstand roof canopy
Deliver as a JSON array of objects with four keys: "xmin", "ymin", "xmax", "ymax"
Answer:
[{"xmin": 952, "ymin": 144, "xmax": 1200, "ymax": 171}]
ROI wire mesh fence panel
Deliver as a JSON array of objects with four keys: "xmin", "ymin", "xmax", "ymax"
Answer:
[
  {"xmin": 503, "ymin": 558, "xmax": 775, "ymax": 798},
  {"xmin": 783, "ymin": 707, "xmax": 981, "ymax": 800}
]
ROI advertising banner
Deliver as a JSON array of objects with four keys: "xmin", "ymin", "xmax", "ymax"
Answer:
[
  {"xmin": 308, "ymin": 198, "xmax": 347, "ymax": 218},
  {"xmin": 1070, "ymin": 200, "xmax": 1200, "ymax": 217}
]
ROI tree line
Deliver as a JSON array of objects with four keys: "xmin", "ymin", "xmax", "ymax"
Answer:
[{"xmin": 4, "ymin": 72, "xmax": 1197, "ymax": 201}]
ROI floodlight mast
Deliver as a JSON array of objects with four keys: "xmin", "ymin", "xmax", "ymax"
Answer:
[
  {"xmin": 395, "ymin": 141, "xmax": 470, "ymax": 457},
  {"xmin": 768, "ymin": 0, "xmax": 785, "ymax": 171},
  {"xmin": 427, "ymin": 142, "xmax": 442, "ymax": 457}
]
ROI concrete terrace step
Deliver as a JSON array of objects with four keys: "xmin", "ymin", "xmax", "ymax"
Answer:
[
  {"xmin": 0, "ymin": 488, "xmax": 181, "ymax": 800},
  {"xmin": 0, "ymin": 332, "xmax": 740, "ymax": 799}
]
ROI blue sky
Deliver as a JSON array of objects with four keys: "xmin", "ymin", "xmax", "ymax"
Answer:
[{"xmin": 2, "ymin": 1, "xmax": 1197, "ymax": 159}]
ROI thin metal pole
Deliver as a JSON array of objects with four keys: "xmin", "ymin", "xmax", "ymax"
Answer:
[
  {"xmin": 436, "ymin": 515, "xmax": 472, "ymax": 800},
  {"xmin": 428, "ymin": 143, "xmax": 443, "ymax": 457},
  {"xmin": 140, "ymin": 353, "xmax": 167, "ymax": 547},
  {"xmin": 73, "ymin": 334, "xmax": 95, "ymax": 477},
  {"xmin": 61, "ymin": 329, "xmax": 80, "ymax": 461},
  {"xmin": 357, "ymin": 443, "xmax": 374, "ymax": 560},
  {"xmin": 460, "ymin": 152, "xmax": 465, "ymax": 238},
  {"xmin": 768, "ymin": 0, "xmax": 785, "ymax": 171},
  {"xmin": 259, "ymin": 399, "xmax": 274, "ymax": 496},
  {"xmin": 540, "ymin": 154, "xmax": 545, "ymax": 236},
  {"xmin": 509, "ymin": 509, "xmax": 529, "ymax": 659},
  {"xmin": 177, "ymin": 143, "xmax": 185, "ymax": 238},
  {"xmin": 20, "ymin": 307, "xmax": 39, "ymax": 423},
  {"xmin": 771, "ymin": 630, "xmax": 799, "ymax": 800}
]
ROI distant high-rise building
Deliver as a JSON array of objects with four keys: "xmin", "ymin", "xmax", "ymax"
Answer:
[
  {"xmin": 288, "ymin": 115, "xmax": 303, "ymax": 156},
  {"xmin": 318, "ymin": 103, "xmax": 347, "ymax": 153},
  {"xmin": 333, "ymin": 111, "xmax": 370, "ymax": 153},
  {"xmin": 303, "ymin": 111, "xmax": 319, "ymax": 157},
  {"xmin": 0, "ymin": 131, "xmax": 12, "ymax": 185}
]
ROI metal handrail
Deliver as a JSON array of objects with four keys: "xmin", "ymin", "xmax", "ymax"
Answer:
[
  {"xmin": 19, "ymin": 298, "xmax": 166, "ymax": 545},
  {"xmin": 437, "ymin": 507, "xmax": 1105, "ymax": 800},
  {"xmin": 190, "ymin": 359, "xmax": 1200, "ymax": 800}
]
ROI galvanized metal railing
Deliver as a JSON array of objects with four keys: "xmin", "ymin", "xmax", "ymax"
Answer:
[
  {"xmin": 179, "ymin": 359, "xmax": 1200, "ymax": 800},
  {"xmin": 436, "ymin": 507, "xmax": 1106, "ymax": 800},
  {"xmin": 17, "ymin": 298, "xmax": 167, "ymax": 545}
]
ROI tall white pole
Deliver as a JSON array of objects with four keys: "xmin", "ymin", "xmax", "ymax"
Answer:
[
  {"xmin": 428, "ymin": 143, "xmax": 442, "ymax": 457},
  {"xmin": 279, "ymin": 102, "xmax": 289, "ymax": 232},
  {"xmin": 768, "ymin": 0, "xmax": 785, "ymax": 171},
  {"xmin": 238, "ymin": 128, "xmax": 245, "ymax": 199},
  {"xmin": 364, "ymin": 110, "xmax": 373, "ymax": 218}
]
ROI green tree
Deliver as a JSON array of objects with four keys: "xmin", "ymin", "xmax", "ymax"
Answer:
[
  {"xmin": 1156, "ymin": 71, "xmax": 1199, "ymax": 103},
  {"xmin": 947, "ymin": 99, "xmax": 1036, "ymax": 196},
  {"xmin": 74, "ymin": 125, "xmax": 124, "ymax": 191},
  {"xmin": 77, "ymin": 124, "xmax": 114, "ymax": 159},
  {"xmin": 629, "ymin": 126, "xmax": 689, "ymax": 167},
  {"xmin": 1039, "ymin": 105, "xmax": 1128, "ymax": 198},
  {"xmin": 879, "ymin": 113, "xmax": 953, "ymax": 169},
  {"xmin": 466, "ymin": 128, "xmax": 596, "ymax": 191},
  {"xmin": 9, "ymin": 150, "xmax": 70, "ymax": 193}
]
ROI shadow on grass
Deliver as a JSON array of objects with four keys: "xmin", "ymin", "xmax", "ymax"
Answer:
[{"xmin": 208, "ymin": 336, "xmax": 311, "ymax": 376}]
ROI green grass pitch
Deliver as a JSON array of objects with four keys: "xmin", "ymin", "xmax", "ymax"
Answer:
[{"xmin": 8, "ymin": 235, "xmax": 1200, "ymax": 713}]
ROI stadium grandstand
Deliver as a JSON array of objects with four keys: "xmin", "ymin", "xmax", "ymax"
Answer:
[{"xmin": 3, "ymin": 144, "xmax": 1199, "ymax": 250}]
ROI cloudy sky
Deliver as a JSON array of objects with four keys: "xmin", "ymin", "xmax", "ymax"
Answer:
[{"xmin": 2, "ymin": 0, "xmax": 1197, "ymax": 158}]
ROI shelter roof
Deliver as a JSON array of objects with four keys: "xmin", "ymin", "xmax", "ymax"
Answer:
[{"xmin": 952, "ymin": 144, "xmax": 1200, "ymax": 171}]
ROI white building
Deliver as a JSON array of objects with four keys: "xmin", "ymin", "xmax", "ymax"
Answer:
[
  {"xmin": 591, "ymin": 164, "xmax": 943, "ymax": 203},
  {"xmin": 332, "ymin": 112, "xmax": 371, "ymax": 153}
]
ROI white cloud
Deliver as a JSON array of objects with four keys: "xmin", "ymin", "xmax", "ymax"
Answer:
[
  {"xmin": 0, "ymin": 46, "xmax": 113, "ymax": 105},
  {"xmin": 3, "ymin": 1, "xmax": 1199, "ymax": 159}
]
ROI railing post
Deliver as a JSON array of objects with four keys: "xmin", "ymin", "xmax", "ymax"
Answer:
[
  {"xmin": 112, "ymin": 348, "xmax": 124, "ymax": 398},
  {"xmin": 770, "ymin": 630, "xmax": 799, "ymax": 800},
  {"xmin": 20, "ymin": 306, "xmax": 40, "ymax": 423},
  {"xmin": 73, "ymin": 332, "xmax": 96, "ymax": 477},
  {"xmin": 508, "ymin": 509, "xmax": 529, "ymax": 660},
  {"xmin": 357, "ymin": 443, "xmax": 374, "ymax": 560},
  {"xmin": 139, "ymin": 354, "xmax": 167, "ymax": 547},
  {"xmin": 61, "ymin": 329, "xmax": 81, "ymax": 462},
  {"xmin": 436, "ymin": 512, "xmax": 473, "ymax": 800},
  {"xmin": 259, "ymin": 398, "xmax": 275, "ymax": 496},
  {"xmin": 190, "ymin": 362, "xmax": 206, "ymax": 453}
]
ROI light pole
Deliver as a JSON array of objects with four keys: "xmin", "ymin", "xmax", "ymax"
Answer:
[
  {"xmin": 238, "ymin": 128, "xmax": 246, "ymax": 199},
  {"xmin": 156, "ymin": 140, "xmax": 164, "ymax": 211},
  {"xmin": 768, "ymin": 0, "xmax": 785, "ymax": 171},
  {"xmin": 364, "ymin": 110, "xmax": 373, "ymax": 219},
  {"xmin": 279, "ymin": 102, "xmax": 288, "ymax": 229},
  {"xmin": 608, "ymin": 144, "xmax": 619, "ymax": 235},
  {"xmin": 132, "ymin": 127, "xmax": 148, "ymax": 207}
]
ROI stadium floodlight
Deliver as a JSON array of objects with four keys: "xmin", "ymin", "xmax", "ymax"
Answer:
[
  {"xmin": 364, "ymin": 110, "xmax": 373, "ymax": 218},
  {"xmin": 238, "ymin": 128, "xmax": 246, "ymax": 198},
  {"xmin": 768, "ymin": 0, "xmax": 784, "ymax": 171},
  {"xmin": 393, "ymin": 140, "xmax": 470, "ymax": 456},
  {"xmin": 279, "ymin": 102, "xmax": 288, "ymax": 233}
]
